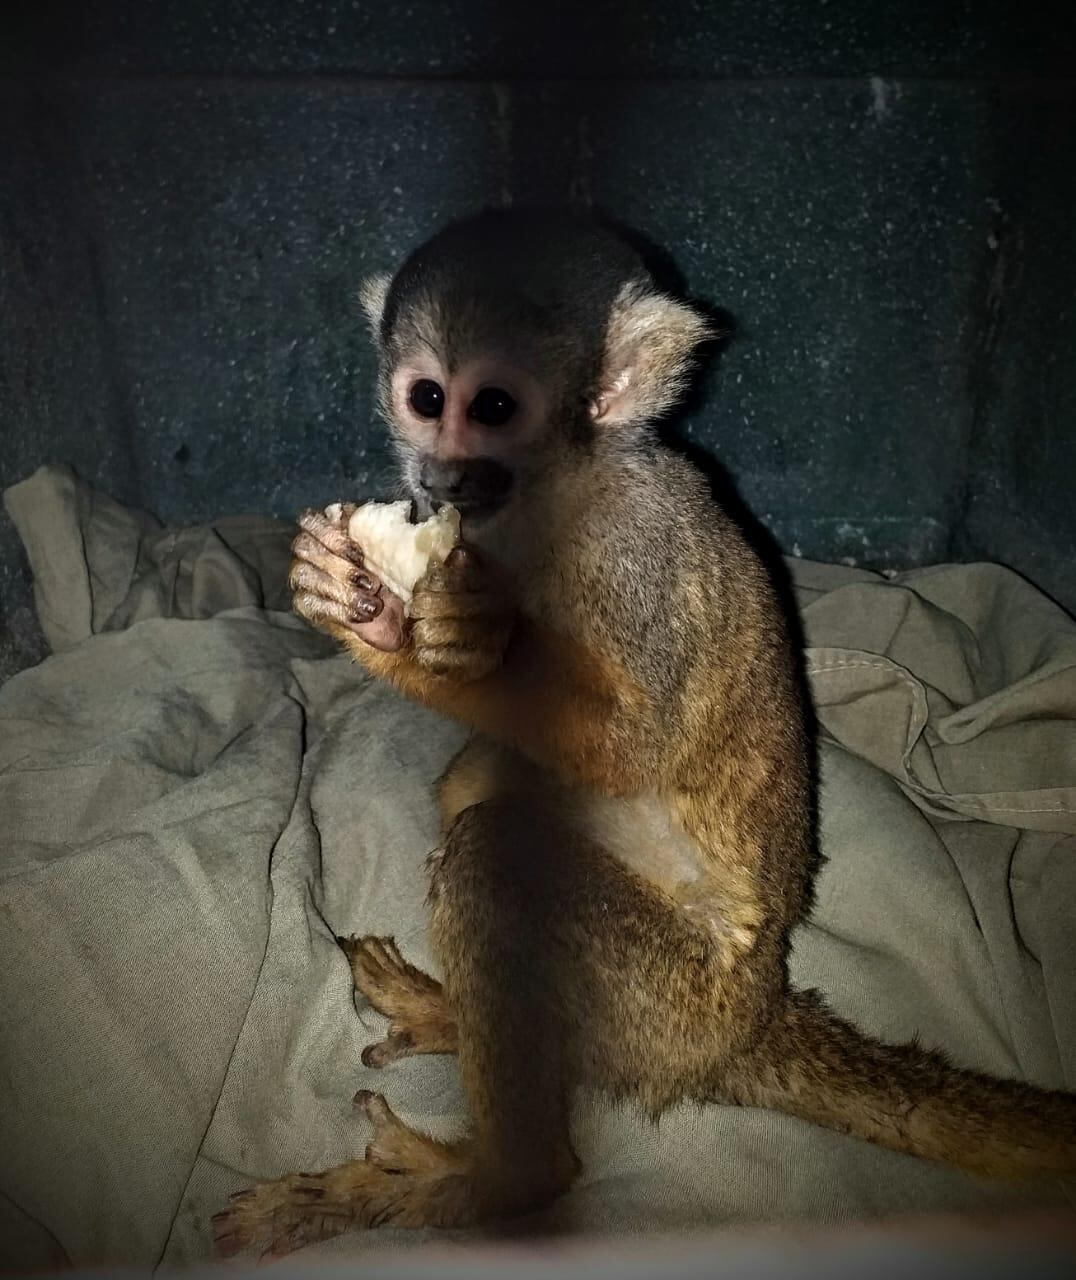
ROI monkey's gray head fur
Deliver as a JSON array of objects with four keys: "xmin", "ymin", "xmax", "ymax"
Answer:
[{"xmin": 358, "ymin": 208, "xmax": 714, "ymax": 530}]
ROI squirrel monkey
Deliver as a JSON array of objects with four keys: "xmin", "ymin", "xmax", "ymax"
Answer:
[{"xmin": 214, "ymin": 209, "xmax": 1076, "ymax": 1257}]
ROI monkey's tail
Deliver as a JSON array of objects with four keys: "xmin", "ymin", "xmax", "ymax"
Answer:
[{"xmin": 720, "ymin": 987, "xmax": 1076, "ymax": 1180}]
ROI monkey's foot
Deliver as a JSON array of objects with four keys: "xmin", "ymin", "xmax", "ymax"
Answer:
[
  {"xmin": 338, "ymin": 934, "xmax": 459, "ymax": 1067},
  {"xmin": 211, "ymin": 1093, "xmax": 473, "ymax": 1258}
]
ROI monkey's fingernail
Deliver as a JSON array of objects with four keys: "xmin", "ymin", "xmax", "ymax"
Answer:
[
  {"xmin": 353, "ymin": 594, "xmax": 383, "ymax": 619},
  {"xmin": 445, "ymin": 547, "xmax": 471, "ymax": 570},
  {"xmin": 351, "ymin": 570, "xmax": 377, "ymax": 593}
]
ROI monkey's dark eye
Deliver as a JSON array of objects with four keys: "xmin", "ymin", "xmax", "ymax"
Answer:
[
  {"xmin": 468, "ymin": 387, "xmax": 517, "ymax": 427},
  {"xmin": 408, "ymin": 379, "xmax": 444, "ymax": 419}
]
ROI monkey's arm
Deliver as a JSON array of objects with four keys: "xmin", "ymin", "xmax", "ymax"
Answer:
[
  {"xmin": 290, "ymin": 508, "xmax": 659, "ymax": 795},
  {"xmin": 336, "ymin": 612, "xmax": 656, "ymax": 798}
]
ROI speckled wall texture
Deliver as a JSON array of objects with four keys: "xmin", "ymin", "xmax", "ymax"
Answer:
[{"xmin": 2, "ymin": 2, "xmax": 1075, "ymax": 678}]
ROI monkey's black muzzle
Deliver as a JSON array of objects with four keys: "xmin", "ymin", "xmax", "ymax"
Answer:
[{"xmin": 417, "ymin": 457, "xmax": 514, "ymax": 520}]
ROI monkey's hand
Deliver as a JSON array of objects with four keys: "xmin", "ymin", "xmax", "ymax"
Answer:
[
  {"xmin": 410, "ymin": 547, "xmax": 515, "ymax": 682},
  {"xmin": 289, "ymin": 506, "xmax": 407, "ymax": 653}
]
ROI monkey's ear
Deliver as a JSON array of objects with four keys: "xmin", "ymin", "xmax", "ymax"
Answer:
[
  {"xmin": 591, "ymin": 284, "xmax": 715, "ymax": 427},
  {"xmin": 358, "ymin": 272, "xmax": 392, "ymax": 336}
]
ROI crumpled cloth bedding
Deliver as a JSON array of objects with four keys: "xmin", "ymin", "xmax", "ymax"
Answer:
[{"xmin": 1, "ymin": 463, "xmax": 1074, "ymax": 1271}]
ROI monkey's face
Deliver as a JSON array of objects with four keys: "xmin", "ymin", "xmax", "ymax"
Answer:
[
  {"xmin": 385, "ymin": 345, "xmax": 568, "ymax": 532},
  {"xmin": 364, "ymin": 211, "xmax": 714, "ymax": 554}
]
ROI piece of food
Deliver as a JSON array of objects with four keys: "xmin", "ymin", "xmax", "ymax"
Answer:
[{"xmin": 345, "ymin": 500, "xmax": 461, "ymax": 611}]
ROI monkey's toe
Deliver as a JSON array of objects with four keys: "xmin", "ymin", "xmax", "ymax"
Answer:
[
  {"xmin": 354, "ymin": 1089, "xmax": 467, "ymax": 1177},
  {"xmin": 211, "ymin": 1170, "xmax": 358, "ymax": 1259},
  {"xmin": 361, "ymin": 1030, "xmax": 415, "ymax": 1067}
]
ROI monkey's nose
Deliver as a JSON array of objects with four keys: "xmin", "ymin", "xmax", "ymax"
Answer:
[
  {"xmin": 418, "ymin": 458, "xmax": 513, "ymax": 513},
  {"xmin": 420, "ymin": 460, "xmax": 468, "ymax": 499}
]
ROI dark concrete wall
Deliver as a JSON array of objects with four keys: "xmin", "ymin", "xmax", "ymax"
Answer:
[{"xmin": 2, "ymin": 2, "xmax": 1075, "ymax": 679}]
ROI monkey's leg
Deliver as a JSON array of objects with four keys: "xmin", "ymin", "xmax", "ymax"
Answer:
[
  {"xmin": 214, "ymin": 799, "xmax": 746, "ymax": 1256},
  {"xmin": 338, "ymin": 934, "xmax": 458, "ymax": 1067},
  {"xmin": 426, "ymin": 796, "xmax": 759, "ymax": 1209},
  {"xmin": 335, "ymin": 731, "xmax": 527, "ymax": 1071}
]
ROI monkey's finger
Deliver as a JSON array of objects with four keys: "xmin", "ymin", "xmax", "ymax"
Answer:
[
  {"xmin": 356, "ymin": 593, "xmax": 408, "ymax": 653},
  {"xmin": 295, "ymin": 589, "xmax": 408, "ymax": 653},
  {"xmin": 410, "ymin": 588, "xmax": 508, "ymax": 623},
  {"xmin": 413, "ymin": 640, "xmax": 505, "ymax": 681},
  {"xmin": 450, "ymin": 543, "xmax": 515, "ymax": 591},
  {"xmin": 291, "ymin": 530, "xmax": 380, "ymax": 595},
  {"xmin": 444, "ymin": 545, "xmax": 476, "ymax": 572},
  {"xmin": 328, "ymin": 502, "xmax": 358, "ymax": 530},
  {"xmin": 412, "ymin": 614, "xmax": 511, "ymax": 651},
  {"xmin": 296, "ymin": 508, "xmax": 366, "ymax": 567},
  {"xmin": 293, "ymin": 589, "xmax": 381, "ymax": 631},
  {"xmin": 289, "ymin": 560, "xmax": 383, "ymax": 621},
  {"xmin": 419, "ymin": 550, "xmax": 490, "ymax": 595}
]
